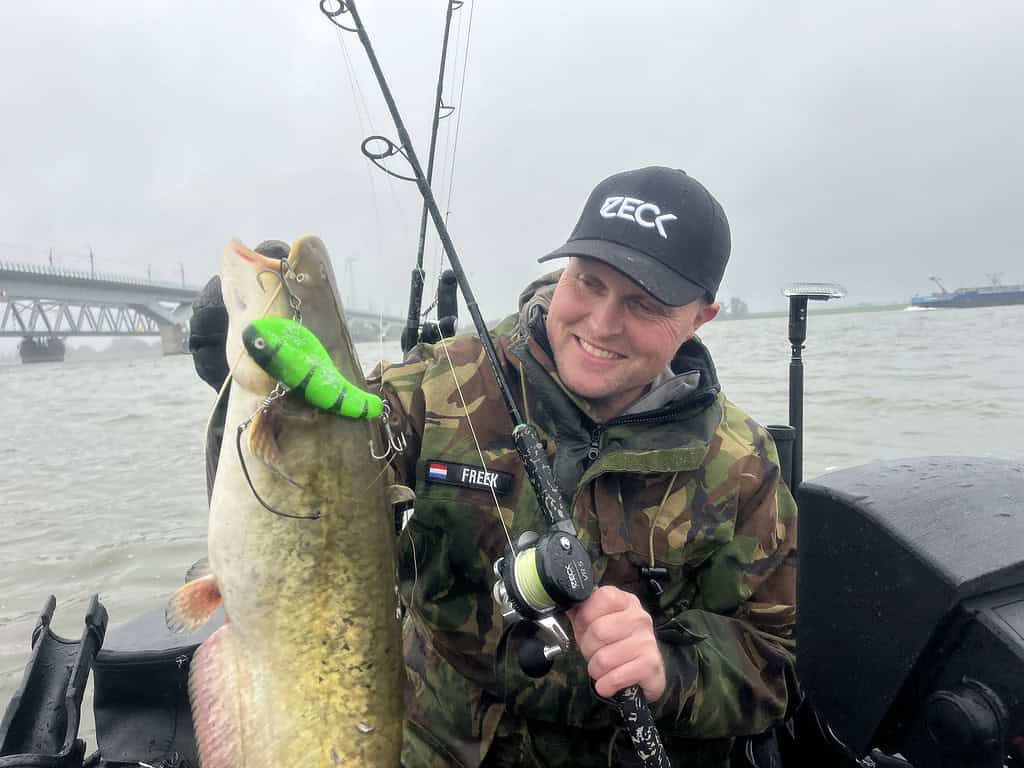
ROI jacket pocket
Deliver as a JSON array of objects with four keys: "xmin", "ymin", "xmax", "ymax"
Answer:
[{"xmin": 590, "ymin": 471, "xmax": 739, "ymax": 569}]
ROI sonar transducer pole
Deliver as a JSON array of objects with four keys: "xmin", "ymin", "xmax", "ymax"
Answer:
[{"xmin": 782, "ymin": 283, "xmax": 845, "ymax": 489}]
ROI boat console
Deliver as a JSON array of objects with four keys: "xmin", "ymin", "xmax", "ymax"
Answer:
[{"xmin": 797, "ymin": 456, "xmax": 1024, "ymax": 767}]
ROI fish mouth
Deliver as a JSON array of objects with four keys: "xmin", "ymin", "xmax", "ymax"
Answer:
[{"xmin": 229, "ymin": 240, "xmax": 292, "ymax": 274}]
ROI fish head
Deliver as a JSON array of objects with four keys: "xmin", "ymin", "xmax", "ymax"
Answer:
[{"xmin": 221, "ymin": 237, "xmax": 349, "ymax": 395}]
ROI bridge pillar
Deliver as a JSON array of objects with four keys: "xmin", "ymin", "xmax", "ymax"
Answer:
[{"xmin": 159, "ymin": 324, "xmax": 188, "ymax": 356}]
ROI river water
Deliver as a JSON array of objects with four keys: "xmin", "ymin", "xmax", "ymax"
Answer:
[{"xmin": 1, "ymin": 304, "xmax": 1022, "ymax": 746}]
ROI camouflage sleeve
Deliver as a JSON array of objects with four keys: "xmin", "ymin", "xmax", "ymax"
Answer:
[
  {"xmin": 366, "ymin": 347, "xmax": 435, "ymax": 489},
  {"xmin": 650, "ymin": 446, "xmax": 798, "ymax": 738}
]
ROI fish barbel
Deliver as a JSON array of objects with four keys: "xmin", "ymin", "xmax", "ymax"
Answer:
[{"xmin": 168, "ymin": 237, "xmax": 403, "ymax": 767}]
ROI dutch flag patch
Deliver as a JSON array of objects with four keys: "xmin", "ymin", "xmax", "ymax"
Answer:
[{"xmin": 424, "ymin": 459, "xmax": 514, "ymax": 496}]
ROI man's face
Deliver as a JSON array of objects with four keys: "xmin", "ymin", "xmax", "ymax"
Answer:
[{"xmin": 545, "ymin": 257, "xmax": 718, "ymax": 421}]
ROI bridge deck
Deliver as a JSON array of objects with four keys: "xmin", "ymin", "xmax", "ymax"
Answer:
[{"xmin": 0, "ymin": 261, "xmax": 405, "ymax": 337}]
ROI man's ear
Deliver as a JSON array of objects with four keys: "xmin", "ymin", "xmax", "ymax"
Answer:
[{"xmin": 692, "ymin": 302, "xmax": 720, "ymax": 332}]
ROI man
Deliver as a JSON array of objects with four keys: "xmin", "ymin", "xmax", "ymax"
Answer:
[
  {"xmin": 189, "ymin": 167, "xmax": 797, "ymax": 767},
  {"xmin": 372, "ymin": 167, "xmax": 797, "ymax": 767}
]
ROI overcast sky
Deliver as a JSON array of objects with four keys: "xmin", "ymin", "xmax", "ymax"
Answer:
[{"xmin": 2, "ymin": 0, "xmax": 1022, "ymax": 318}]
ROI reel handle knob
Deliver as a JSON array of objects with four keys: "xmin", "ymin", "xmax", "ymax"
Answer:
[{"xmin": 518, "ymin": 636, "xmax": 558, "ymax": 678}]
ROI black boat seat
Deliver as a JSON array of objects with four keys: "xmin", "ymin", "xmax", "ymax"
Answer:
[
  {"xmin": 91, "ymin": 605, "xmax": 223, "ymax": 768},
  {"xmin": 0, "ymin": 597, "xmax": 106, "ymax": 768}
]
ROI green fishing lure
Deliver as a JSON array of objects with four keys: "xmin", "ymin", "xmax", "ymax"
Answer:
[{"xmin": 242, "ymin": 317, "xmax": 383, "ymax": 420}]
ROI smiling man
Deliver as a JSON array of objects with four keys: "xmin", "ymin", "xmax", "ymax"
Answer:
[
  {"xmin": 377, "ymin": 167, "xmax": 799, "ymax": 768},
  {"xmin": 543, "ymin": 259, "xmax": 718, "ymax": 422},
  {"xmin": 539, "ymin": 167, "xmax": 727, "ymax": 425}
]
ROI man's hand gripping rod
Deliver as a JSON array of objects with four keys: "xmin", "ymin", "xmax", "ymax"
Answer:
[{"xmin": 319, "ymin": 2, "xmax": 671, "ymax": 765}]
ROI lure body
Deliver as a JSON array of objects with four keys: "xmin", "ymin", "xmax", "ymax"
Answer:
[{"xmin": 242, "ymin": 316, "xmax": 383, "ymax": 419}]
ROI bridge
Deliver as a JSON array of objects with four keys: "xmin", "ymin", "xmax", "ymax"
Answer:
[{"xmin": 0, "ymin": 261, "xmax": 406, "ymax": 362}]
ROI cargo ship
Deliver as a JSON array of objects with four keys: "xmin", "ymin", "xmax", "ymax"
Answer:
[{"xmin": 910, "ymin": 275, "xmax": 1024, "ymax": 309}]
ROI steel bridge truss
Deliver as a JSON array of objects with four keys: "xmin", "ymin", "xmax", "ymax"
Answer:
[{"xmin": 0, "ymin": 298, "xmax": 163, "ymax": 338}]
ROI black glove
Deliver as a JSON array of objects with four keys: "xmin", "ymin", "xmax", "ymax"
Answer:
[{"xmin": 189, "ymin": 275, "xmax": 229, "ymax": 391}]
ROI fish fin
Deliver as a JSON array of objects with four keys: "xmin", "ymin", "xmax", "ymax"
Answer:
[
  {"xmin": 190, "ymin": 625, "xmax": 243, "ymax": 768},
  {"xmin": 185, "ymin": 556, "xmax": 212, "ymax": 583},
  {"xmin": 248, "ymin": 405, "xmax": 303, "ymax": 489},
  {"xmin": 166, "ymin": 574, "xmax": 222, "ymax": 633},
  {"xmin": 386, "ymin": 484, "xmax": 416, "ymax": 505}
]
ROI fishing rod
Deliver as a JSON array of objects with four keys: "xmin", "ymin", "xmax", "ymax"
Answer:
[
  {"xmin": 401, "ymin": 0, "xmax": 463, "ymax": 355},
  {"xmin": 319, "ymin": 2, "xmax": 671, "ymax": 766}
]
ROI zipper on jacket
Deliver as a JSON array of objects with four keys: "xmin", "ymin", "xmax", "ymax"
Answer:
[
  {"xmin": 607, "ymin": 393, "xmax": 716, "ymax": 429},
  {"xmin": 586, "ymin": 425, "xmax": 605, "ymax": 462},
  {"xmin": 584, "ymin": 393, "xmax": 717, "ymax": 464}
]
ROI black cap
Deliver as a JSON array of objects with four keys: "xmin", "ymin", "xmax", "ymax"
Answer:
[{"xmin": 539, "ymin": 167, "xmax": 730, "ymax": 306}]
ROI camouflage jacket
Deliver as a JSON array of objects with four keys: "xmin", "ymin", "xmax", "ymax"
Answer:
[{"xmin": 372, "ymin": 273, "xmax": 798, "ymax": 768}]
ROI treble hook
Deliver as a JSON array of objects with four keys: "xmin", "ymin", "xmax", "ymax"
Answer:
[
  {"xmin": 256, "ymin": 260, "xmax": 303, "ymax": 323},
  {"xmin": 370, "ymin": 402, "xmax": 408, "ymax": 461}
]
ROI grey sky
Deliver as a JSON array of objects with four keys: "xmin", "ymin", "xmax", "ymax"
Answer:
[{"xmin": 2, "ymin": 0, "xmax": 1022, "ymax": 318}]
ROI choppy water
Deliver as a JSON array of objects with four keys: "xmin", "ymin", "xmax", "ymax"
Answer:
[{"xmin": 1, "ymin": 305, "xmax": 1022, "ymax": 746}]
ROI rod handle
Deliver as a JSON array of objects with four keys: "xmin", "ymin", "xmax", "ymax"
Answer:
[
  {"xmin": 612, "ymin": 685, "xmax": 673, "ymax": 768},
  {"xmin": 401, "ymin": 267, "xmax": 425, "ymax": 354}
]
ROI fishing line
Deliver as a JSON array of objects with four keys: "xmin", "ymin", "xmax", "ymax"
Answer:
[
  {"xmin": 335, "ymin": 27, "xmax": 387, "ymax": 266},
  {"xmin": 426, "ymin": 0, "xmax": 475, "ymax": 316},
  {"xmin": 359, "ymin": 460, "xmax": 392, "ymax": 494},
  {"xmin": 436, "ymin": 333, "xmax": 516, "ymax": 554},
  {"xmin": 234, "ymin": 400, "xmax": 321, "ymax": 521},
  {"xmin": 338, "ymin": 27, "xmax": 413, "ymax": 233},
  {"xmin": 336, "ymin": 19, "xmax": 417, "ymax": 262},
  {"xmin": 442, "ymin": 0, "xmax": 475, "ymax": 225},
  {"xmin": 430, "ymin": 2, "xmax": 463, "ymax": 270},
  {"xmin": 424, "ymin": 0, "xmax": 476, "ymax": 286},
  {"xmin": 648, "ymin": 472, "xmax": 678, "ymax": 568}
]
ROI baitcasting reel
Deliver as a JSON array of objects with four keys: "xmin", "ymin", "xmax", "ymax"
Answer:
[{"xmin": 492, "ymin": 530, "xmax": 593, "ymax": 677}]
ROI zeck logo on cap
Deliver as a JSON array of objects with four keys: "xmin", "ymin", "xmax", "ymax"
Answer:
[{"xmin": 599, "ymin": 196, "xmax": 678, "ymax": 240}]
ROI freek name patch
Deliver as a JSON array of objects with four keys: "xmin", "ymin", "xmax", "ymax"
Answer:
[{"xmin": 424, "ymin": 460, "xmax": 514, "ymax": 496}]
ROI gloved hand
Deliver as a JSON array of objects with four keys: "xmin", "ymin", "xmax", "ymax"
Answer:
[
  {"xmin": 188, "ymin": 239, "xmax": 290, "ymax": 391},
  {"xmin": 189, "ymin": 275, "xmax": 229, "ymax": 391}
]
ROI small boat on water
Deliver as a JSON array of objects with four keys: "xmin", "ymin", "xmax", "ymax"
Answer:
[
  {"xmin": 17, "ymin": 336, "xmax": 66, "ymax": 364},
  {"xmin": 910, "ymin": 275, "xmax": 1024, "ymax": 309}
]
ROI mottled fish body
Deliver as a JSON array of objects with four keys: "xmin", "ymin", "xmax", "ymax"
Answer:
[{"xmin": 169, "ymin": 237, "xmax": 403, "ymax": 767}]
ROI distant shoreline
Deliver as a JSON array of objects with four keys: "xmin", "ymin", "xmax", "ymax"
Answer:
[{"xmin": 726, "ymin": 303, "xmax": 908, "ymax": 321}]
